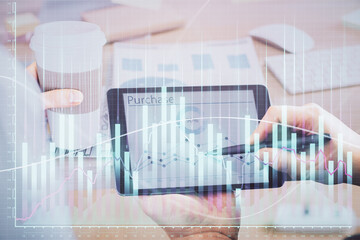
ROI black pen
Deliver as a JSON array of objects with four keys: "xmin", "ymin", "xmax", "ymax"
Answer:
[{"xmin": 209, "ymin": 133, "xmax": 331, "ymax": 156}]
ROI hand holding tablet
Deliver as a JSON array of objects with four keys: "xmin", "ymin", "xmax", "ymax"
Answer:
[{"xmin": 107, "ymin": 86, "xmax": 342, "ymax": 196}]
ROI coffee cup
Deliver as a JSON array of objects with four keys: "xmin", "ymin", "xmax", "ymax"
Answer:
[{"xmin": 30, "ymin": 21, "xmax": 106, "ymax": 150}]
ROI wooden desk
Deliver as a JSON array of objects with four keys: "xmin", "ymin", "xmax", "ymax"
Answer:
[{"xmin": 13, "ymin": 0, "xmax": 360, "ymax": 239}]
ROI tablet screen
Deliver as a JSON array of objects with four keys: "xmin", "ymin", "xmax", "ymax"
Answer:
[{"xmin": 121, "ymin": 88, "xmax": 269, "ymax": 191}]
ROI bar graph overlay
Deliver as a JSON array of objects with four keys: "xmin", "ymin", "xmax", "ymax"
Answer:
[
  {"xmin": 15, "ymin": 87, "xmax": 355, "ymax": 228},
  {"xmin": 15, "ymin": 138, "xmax": 114, "ymax": 226}
]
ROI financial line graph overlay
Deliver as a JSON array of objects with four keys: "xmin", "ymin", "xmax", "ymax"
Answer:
[
  {"xmin": 16, "ymin": 116, "xmax": 353, "ymax": 224},
  {"xmin": 5, "ymin": 115, "xmax": 358, "ymax": 174},
  {"xmin": 17, "ymin": 136, "xmax": 352, "ymax": 223},
  {"xmin": 129, "ymin": 126, "xmax": 353, "ymax": 178},
  {"xmin": 120, "ymin": 131, "xmax": 351, "ymax": 195},
  {"xmin": 114, "ymin": 108, "xmax": 353, "ymax": 182}
]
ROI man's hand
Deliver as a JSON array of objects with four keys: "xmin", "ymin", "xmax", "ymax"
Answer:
[
  {"xmin": 249, "ymin": 104, "xmax": 360, "ymax": 183},
  {"xmin": 139, "ymin": 192, "xmax": 240, "ymax": 239},
  {"xmin": 27, "ymin": 62, "xmax": 83, "ymax": 109}
]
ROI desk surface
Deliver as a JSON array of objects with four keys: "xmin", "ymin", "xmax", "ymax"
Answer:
[
  {"xmin": 14, "ymin": 0, "xmax": 360, "ymax": 239},
  {"xmin": 135, "ymin": 0, "xmax": 360, "ymax": 134}
]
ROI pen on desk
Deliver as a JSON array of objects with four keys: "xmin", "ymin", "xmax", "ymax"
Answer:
[{"xmin": 209, "ymin": 133, "xmax": 331, "ymax": 156}]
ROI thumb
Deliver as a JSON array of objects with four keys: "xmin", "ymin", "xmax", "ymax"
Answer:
[{"xmin": 42, "ymin": 89, "xmax": 83, "ymax": 109}]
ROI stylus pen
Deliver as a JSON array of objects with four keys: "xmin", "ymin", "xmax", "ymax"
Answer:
[{"xmin": 210, "ymin": 133, "xmax": 331, "ymax": 156}]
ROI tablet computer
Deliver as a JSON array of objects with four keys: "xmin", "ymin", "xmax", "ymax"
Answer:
[{"xmin": 107, "ymin": 85, "xmax": 285, "ymax": 196}]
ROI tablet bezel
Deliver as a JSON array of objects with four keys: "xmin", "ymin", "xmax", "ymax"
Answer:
[{"xmin": 107, "ymin": 85, "xmax": 283, "ymax": 196}]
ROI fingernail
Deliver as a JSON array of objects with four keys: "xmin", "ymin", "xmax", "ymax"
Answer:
[{"xmin": 69, "ymin": 91, "xmax": 83, "ymax": 104}]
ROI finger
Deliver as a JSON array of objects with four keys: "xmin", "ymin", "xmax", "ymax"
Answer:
[
  {"xmin": 26, "ymin": 62, "xmax": 38, "ymax": 80},
  {"xmin": 249, "ymin": 106, "xmax": 282, "ymax": 144},
  {"xmin": 249, "ymin": 104, "xmax": 322, "ymax": 145},
  {"xmin": 43, "ymin": 89, "xmax": 83, "ymax": 109}
]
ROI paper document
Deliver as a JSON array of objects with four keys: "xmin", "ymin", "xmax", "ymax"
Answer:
[
  {"xmin": 60, "ymin": 38, "xmax": 264, "ymax": 158},
  {"xmin": 111, "ymin": 37, "xmax": 264, "ymax": 88}
]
